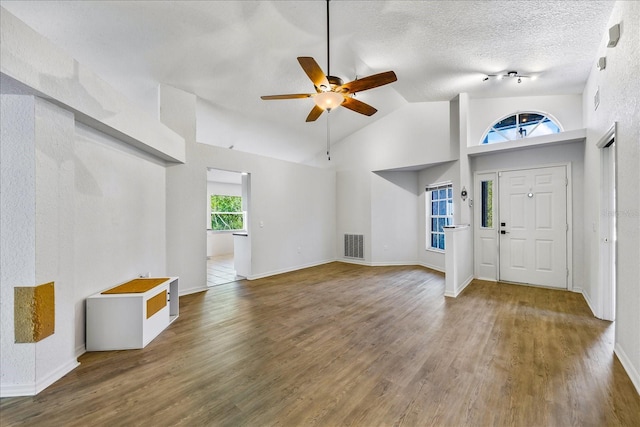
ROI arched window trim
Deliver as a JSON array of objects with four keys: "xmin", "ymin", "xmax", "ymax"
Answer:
[{"xmin": 480, "ymin": 110, "xmax": 563, "ymax": 145}]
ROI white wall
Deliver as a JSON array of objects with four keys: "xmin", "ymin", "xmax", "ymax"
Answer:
[
  {"xmin": 1, "ymin": 95, "xmax": 38, "ymax": 395},
  {"xmin": 471, "ymin": 141, "xmax": 585, "ymax": 291},
  {"xmin": 582, "ymin": 1, "xmax": 640, "ymax": 394},
  {"xmin": 197, "ymin": 98, "xmax": 320, "ymax": 164},
  {"xmin": 34, "ymin": 98, "xmax": 78, "ymax": 395},
  {"xmin": 417, "ymin": 161, "xmax": 460, "ymax": 272},
  {"xmin": 329, "ymin": 101, "xmax": 454, "ymax": 265},
  {"xmin": 73, "ymin": 122, "xmax": 167, "ymax": 350},
  {"xmin": 1, "ymin": 96, "xmax": 80, "ymax": 396},
  {"xmin": 1, "ymin": 96, "xmax": 164, "ymax": 396},
  {"xmin": 163, "ymin": 86, "xmax": 336, "ymax": 292},
  {"xmin": 469, "ymin": 94, "xmax": 583, "ymax": 147},
  {"xmin": 336, "ymin": 170, "xmax": 372, "ymax": 262},
  {"xmin": 207, "ymin": 181, "xmax": 242, "ymax": 257},
  {"xmin": 0, "ymin": 7, "xmax": 185, "ymax": 163},
  {"xmin": 371, "ymin": 171, "xmax": 419, "ymax": 265},
  {"xmin": 329, "ymin": 102, "xmax": 452, "ymax": 172}
]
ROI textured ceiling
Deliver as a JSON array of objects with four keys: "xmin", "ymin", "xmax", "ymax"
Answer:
[{"xmin": 1, "ymin": 1, "xmax": 615, "ymax": 163}]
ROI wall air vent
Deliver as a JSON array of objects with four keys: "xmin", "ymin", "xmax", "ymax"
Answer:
[{"xmin": 344, "ymin": 234, "xmax": 364, "ymax": 259}]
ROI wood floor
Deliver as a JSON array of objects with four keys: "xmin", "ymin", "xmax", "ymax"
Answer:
[{"xmin": 2, "ymin": 262, "xmax": 639, "ymax": 426}]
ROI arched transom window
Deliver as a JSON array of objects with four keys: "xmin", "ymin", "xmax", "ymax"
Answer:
[{"xmin": 482, "ymin": 111, "xmax": 562, "ymax": 144}]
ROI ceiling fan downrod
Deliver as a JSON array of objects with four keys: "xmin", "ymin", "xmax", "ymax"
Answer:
[{"xmin": 326, "ymin": 0, "xmax": 331, "ymax": 76}]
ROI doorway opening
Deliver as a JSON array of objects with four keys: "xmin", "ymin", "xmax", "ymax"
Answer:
[
  {"xmin": 597, "ymin": 124, "xmax": 616, "ymax": 321},
  {"xmin": 474, "ymin": 163, "xmax": 572, "ymax": 290},
  {"xmin": 206, "ymin": 168, "xmax": 247, "ymax": 286}
]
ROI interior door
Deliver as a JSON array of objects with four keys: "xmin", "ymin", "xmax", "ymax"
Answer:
[{"xmin": 499, "ymin": 166, "xmax": 567, "ymax": 288}]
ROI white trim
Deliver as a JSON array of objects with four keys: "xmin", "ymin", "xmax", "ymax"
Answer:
[
  {"xmin": 179, "ymin": 286, "xmax": 209, "ymax": 297},
  {"xmin": 75, "ymin": 344, "xmax": 86, "ymax": 359},
  {"xmin": 566, "ymin": 162, "xmax": 574, "ymax": 291},
  {"xmin": 418, "ymin": 262, "xmax": 445, "ymax": 274},
  {"xmin": 370, "ymin": 260, "xmax": 420, "ymax": 267},
  {"xmin": 425, "ymin": 181, "xmax": 453, "ymax": 191},
  {"xmin": 596, "ymin": 123, "xmax": 616, "ymax": 148},
  {"xmin": 478, "ymin": 110, "xmax": 565, "ymax": 146},
  {"xmin": 596, "ymin": 122, "xmax": 617, "ymax": 321},
  {"xmin": 444, "ymin": 275, "xmax": 473, "ymax": 298},
  {"xmin": 0, "ymin": 359, "xmax": 80, "ymax": 398},
  {"xmin": 579, "ymin": 288, "xmax": 598, "ymax": 317},
  {"xmin": 614, "ymin": 343, "xmax": 640, "ymax": 396},
  {"xmin": 247, "ymin": 259, "xmax": 336, "ymax": 280},
  {"xmin": 473, "ymin": 171, "xmax": 498, "ymax": 281},
  {"xmin": 339, "ymin": 258, "xmax": 370, "ymax": 267},
  {"xmin": 474, "ymin": 162, "xmax": 573, "ymax": 291},
  {"xmin": 468, "ymin": 129, "xmax": 585, "ymax": 157},
  {"xmin": 426, "ymin": 182, "xmax": 454, "ymax": 251}
]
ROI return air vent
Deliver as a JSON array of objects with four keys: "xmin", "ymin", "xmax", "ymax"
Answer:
[{"xmin": 344, "ymin": 234, "xmax": 364, "ymax": 259}]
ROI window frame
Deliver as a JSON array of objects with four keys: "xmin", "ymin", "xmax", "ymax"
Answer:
[
  {"xmin": 481, "ymin": 111, "xmax": 563, "ymax": 145},
  {"xmin": 210, "ymin": 194, "xmax": 246, "ymax": 232},
  {"xmin": 425, "ymin": 182, "xmax": 454, "ymax": 252}
]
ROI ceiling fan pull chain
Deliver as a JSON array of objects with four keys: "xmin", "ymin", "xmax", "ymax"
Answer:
[{"xmin": 327, "ymin": 111, "xmax": 331, "ymax": 161}]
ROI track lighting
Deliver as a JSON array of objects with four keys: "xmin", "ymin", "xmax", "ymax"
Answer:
[{"xmin": 483, "ymin": 70, "xmax": 532, "ymax": 83}]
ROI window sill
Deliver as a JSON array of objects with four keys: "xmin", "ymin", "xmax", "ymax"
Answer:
[
  {"xmin": 425, "ymin": 248, "xmax": 445, "ymax": 254},
  {"xmin": 467, "ymin": 129, "xmax": 585, "ymax": 157}
]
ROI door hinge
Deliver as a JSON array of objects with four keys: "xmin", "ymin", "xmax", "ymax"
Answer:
[
  {"xmin": 566, "ymin": 178, "xmax": 568, "ymax": 186},
  {"xmin": 566, "ymin": 224, "xmax": 569, "ymax": 231},
  {"xmin": 567, "ymin": 268, "xmax": 569, "ymax": 277}
]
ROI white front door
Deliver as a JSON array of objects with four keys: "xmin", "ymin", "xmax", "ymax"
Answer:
[{"xmin": 499, "ymin": 166, "xmax": 567, "ymax": 289}]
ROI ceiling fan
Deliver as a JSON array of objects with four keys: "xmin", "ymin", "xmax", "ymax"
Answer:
[{"xmin": 260, "ymin": 0, "xmax": 397, "ymax": 122}]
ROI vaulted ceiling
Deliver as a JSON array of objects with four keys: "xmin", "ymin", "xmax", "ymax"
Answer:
[{"xmin": 1, "ymin": 1, "xmax": 615, "ymax": 163}]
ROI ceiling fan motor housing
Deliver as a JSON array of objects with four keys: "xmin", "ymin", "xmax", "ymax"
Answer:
[{"xmin": 318, "ymin": 76, "xmax": 345, "ymax": 92}]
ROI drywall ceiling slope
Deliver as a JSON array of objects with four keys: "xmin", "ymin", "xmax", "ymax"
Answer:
[{"xmin": 1, "ymin": 1, "xmax": 615, "ymax": 163}]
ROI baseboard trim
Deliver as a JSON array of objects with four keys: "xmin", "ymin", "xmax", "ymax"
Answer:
[
  {"xmin": 417, "ymin": 262, "xmax": 445, "ymax": 274},
  {"xmin": 614, "ymin": 343, "xmax": 640, "ymax": 396},
  {"xmin": 369, "ymin": 260, "xmax": 419, "ymax": 267},
  {"xmin": 0, "ymin": 358, "xmax": 80, "ymax": 398},
  {"xmin": 444, "ymin": 275, "xmax": 474, "ymax": 298},
  {"xmin": 579, "ymin": 288, "xmax": 598, "ymax": 317},
  {"xmin": 335, "ymin": 258, "xmax": 369, "ymax": 267},
  {"xmin": 247, "ymin": 259, "xmax": 336, "ymax": 280},
  {"xmin": 179, "ymin": 285, "xmax": 209, "ymax": 297},
  {"xmin": 75, "ymin": 344, "xmax": 86, "ymax": 359}
]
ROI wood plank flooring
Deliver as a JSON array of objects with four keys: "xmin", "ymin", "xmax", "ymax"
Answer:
[{"xmin": 1, "ymin": 262, "xmax": 639, "ymax": 426}]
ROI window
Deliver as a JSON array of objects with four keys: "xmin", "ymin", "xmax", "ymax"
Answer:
[
  {"xmin": 210, "ymin": 195, "xmax": 245, "ymax": 231},
  {"xmin": 426, "ymin": 183, "xmax": 453, "ymax": 251},
  {"xmin": 480, "ymin": 180, "xmax": 494, "ymax": 228},
  {"xmin": 482, "ymin": 111, "xmax": 562, "ymax": 144}
]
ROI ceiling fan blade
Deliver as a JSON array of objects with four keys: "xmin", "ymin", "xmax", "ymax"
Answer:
[
  {"xmin": 305, "ymin": 105, "xmax": 325, "ymax": 122},
  {"xmin": 341, "ymin": 97, "xmax": 377, "ymax": 116},
  {"xmin": 261, "ymin": 94, "xmax": 313, "ymax": 100},
  {"xmin": 298, "ymin": 57, "xmax": 330, "ymax": 90},
  {"xmin": 341, "ymin": 71, "xmax": 397, "ymax": 94}
]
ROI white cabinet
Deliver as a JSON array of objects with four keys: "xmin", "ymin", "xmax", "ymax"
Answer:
[{"xmin": 86, "ymin": 277, "xmax": 179, "ymax": 351}]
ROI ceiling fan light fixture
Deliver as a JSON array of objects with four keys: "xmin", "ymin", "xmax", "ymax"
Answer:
[{"xmin": 313, "ymin": 91, "xmax": 344, "ymax": 110}]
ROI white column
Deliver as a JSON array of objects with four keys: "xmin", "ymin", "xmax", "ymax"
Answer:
[{"xmin": 444, "ymin": 225, "xmax": 473, "ymax": 297}]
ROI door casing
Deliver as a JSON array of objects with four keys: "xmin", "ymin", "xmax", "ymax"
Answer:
[{"xmin": 473, "ymin": 162, "xmax": 573, "ymax": 290}]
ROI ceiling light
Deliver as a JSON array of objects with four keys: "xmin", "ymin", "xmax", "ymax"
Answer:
[
  {"xmin": 482, "ymin": 70, "xmax": 531, "ymax": 83},
  {"xmin": 313, "ymin": 91, "xmax": 344, "ymax": 110}
]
